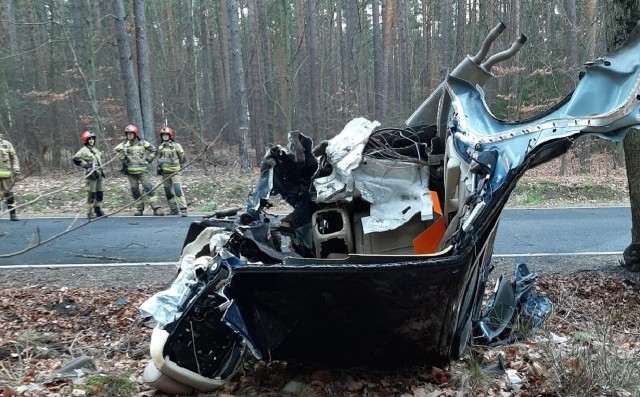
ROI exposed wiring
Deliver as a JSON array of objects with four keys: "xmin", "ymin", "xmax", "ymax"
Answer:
[{"xmin": 364, "ymin": 127, "xmax": 429, "ymax": 164}]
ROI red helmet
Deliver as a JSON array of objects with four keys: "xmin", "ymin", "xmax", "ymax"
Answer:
[
  {"xmin": 159, "ymin": 126, "xmax": 174, "ymax": 139},
  {"xmin": 124, "ymin": 124, "xmax": 139, "ymax": 138},
  {"xmin": 81, "ymin": 130, "xmax": 96, "ymax": 145}
]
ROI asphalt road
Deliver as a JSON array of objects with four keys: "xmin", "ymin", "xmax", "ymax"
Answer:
[
  {"xmin": 0, "ymin": 215, "xmax": 197, "ymax": 266},
  {"xmin": 0, "ymin": 206, "xmax": 631, "ymax": 266},
  {"xmin": 493, "ymin": 206, "xmax": 630, "ymax": 257}
]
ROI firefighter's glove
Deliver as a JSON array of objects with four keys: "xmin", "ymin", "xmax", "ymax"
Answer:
[
  {"xmin": 84, "ymin": 162, "xmax": 94, "ymax": 169},
  {"xmin": 12, "ymin": 170, "xmax": 22, "ymax": 181}
]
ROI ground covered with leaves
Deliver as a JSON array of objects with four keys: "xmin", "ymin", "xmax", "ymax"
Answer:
[{"xmin": 1, "ymin": 269, "xmax": 639, "ymax": 397}]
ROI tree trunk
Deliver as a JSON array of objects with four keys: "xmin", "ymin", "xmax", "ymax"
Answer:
[
  {"xmin": 36, "ymin": 0, "xmax": 59, "ymax": 166},
  {"xmin": 625, "ymin": 132, "xmax": 640, "ymax": 242},
  {"xmin": 509, "ymin": 0, "xmax": 521, "ymax": 119},
  {"xmin": 219, "ymin": 0, "xmax": 232, "ymax": 141},
  {"xmin": 336, "ymin": 0, "xmax": 346, "ymax": 127},
  {"xmin": 199, "ymin": 0, "xmax": 215, "ymax": 139},
  {"xmin": 225, "ymin": 0, "xmax": 251, "ymax": 171},
  {"xmin": 35, "ymin": 0, "xmax": 50, "ymax": 89},
  {"xmin": 346, "ymin": 0, "xmax": 358, "ymax": 115},
  {"xmin": 381, "ymin": 0, "xmax": 394, "ymax": 121},
  {"xmin": 99, "ymin": 1, "xmax": 122, "ymax": 106},
  {"xmin": 372, "ymin": 0, "xmax": 382, "ymax": 118},
  {"xmin": 607, "ymin": 0, "xmax": 640, "ymax": 270},
  {"xmin": 5, "ymin": 0, "xmax": 44, "ymax": 170},
  {"xmin": 5, "ymin": 0, "xmax": 24, "ymax": 91},
  {"xmin": 481, "ymin": 0, "xmax": 497, "ymax": 108},
  {"xmin": 82, "ymin": 0, "xmax": 103, "ymax": 137},
  {"xmin": 398, "ymin": 0, "xmax": 410, "ymax": 110},
  {"xmin": 257, "ymin": 0, "xmax": 275, "ymax": 142},
  {"xmin": 440, "ymin": 0, "xmax": 452, "ymax": 71},
  {"xmin": 293, "ymin": 0, "xmax": 308, "ymax": 130},
  {"xmin": 276, "ymin": 1, "xmax": 293, "ymax": 133},
  {"xmin": 455, "ymin": 0, "xmax": 466, "ymax": 62},
  {"xmin": 247, "ymin": 0, "xmax": 267, "ymax": 160},
  {"xmin": 114, "ymin": 0, "xmax": 142, "ymax": 127},
  {"xmin": 586, "ymin": 0, "xmax": 599, "ymax": 59},
  {"xmin": 186, "ymin": 0, "xmax": 204, "ymax": 149},
  {"xmin": 306, "ymin": 0, "xmax": 321, "ymax": 140},
  {"xmin": 4, "ymin": 0, "xmax": 19, "ymax": 131},
  {"xmin": 133, "ymin": 0, "xmax": 155, "ymax": 143},
  {"xmin": 71, "ymin": 0, "xmax": 86, "ymax": 70},
  {"xmin": 421, "ymin": 1, "xmax": 432, "ymax": 95},
  {"xmin": 564, "ymin": 0, "xmax": 590, "ymax": 172}
]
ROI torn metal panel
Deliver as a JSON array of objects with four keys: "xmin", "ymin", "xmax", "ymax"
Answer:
[
  {"xmin": 476, "ymin": 262, "xmax": 551, "ymax": 344},
  {"xmin": 313, "ymin": 118, "xmax": 432, "ymax": 234},
  {"xmin": 476, "ymin": 274, "xmax": 516, "ymax": 342},
  {"xmin": 138, "ymin": 255, "xmax": 214, "ymax": 328},
  {"xmin": 179, "ymin": 226, "xmax": 228, "ymax": 264},
  {"xmin": 247, "ymin": 165, "xmax": 273, "ymax": 212},
  {"xmin": 444, "ymin": 26, "xmax": 640, "ymax": 203},
  {"xmin": 248, "ymin": 131, "xmax": 317, "ymax": 214},
  {"xmin": 351, "ymin": 157, "xmax": 432, "ymax": 233},
  {"xmin": 313, "ymin": 118, "xmax": 381, "ymax": 203}
]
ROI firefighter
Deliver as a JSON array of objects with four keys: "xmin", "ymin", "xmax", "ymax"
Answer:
[
  {"xmin": 73, "ymin": 130, "xmax": 106, "ymax": 219},
  {"xmin": 113, "ymin": 124, "xmax": 164, "ymax": 216},
  {"xmin": 157, "ymin": 126, "xmax": 188, "ymax": 216},
  {"xmin": 0, "ymin": 132, "xmax": 20, "ymax": 221}
]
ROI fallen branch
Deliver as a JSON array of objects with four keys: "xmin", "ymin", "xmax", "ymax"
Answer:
[{"xmin": 69, "ymin": 253, "xmax": 127, "ymax": 262}]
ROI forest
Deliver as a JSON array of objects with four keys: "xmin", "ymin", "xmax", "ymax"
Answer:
[{"xmin": 0, "ymin": 0, "xmax": 629, "ymax": 174}]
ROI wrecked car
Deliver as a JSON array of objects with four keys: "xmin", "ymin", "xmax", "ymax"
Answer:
[{"xmin": 139, "ymin": 21, "xmax": 640, "ymax": 394}]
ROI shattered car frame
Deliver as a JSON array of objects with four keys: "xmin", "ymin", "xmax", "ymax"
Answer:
[{"xmin": 140, "ymin": 21, "xmax": 640, "ymax": 394}]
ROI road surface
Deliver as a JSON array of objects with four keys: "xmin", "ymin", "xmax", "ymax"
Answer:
[{"xmin": 0, "ymin": 206, "xmax": 631, "ymax": 266}]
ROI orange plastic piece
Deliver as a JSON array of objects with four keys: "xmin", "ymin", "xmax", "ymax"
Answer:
[
  {"xmin": 412, "ymin": 191, "xmax": 446, "ymax": 254},
  {"xmin": 413, "ymin": 217, "xmax": 446, "ymax": 254},
  {"xmin": 431, "ymin": 190, "xmax": 442, "ymax": 216}
]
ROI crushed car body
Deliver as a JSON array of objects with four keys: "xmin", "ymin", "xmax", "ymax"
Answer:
[{"xmin": 140, "ymin": 21, "xmax": 640, "ymax": 394}]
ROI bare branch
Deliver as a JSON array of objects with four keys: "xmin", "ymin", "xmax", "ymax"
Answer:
[{"xmin": 0, "ymin": 39, "xmax": 64, "ymax": 60}]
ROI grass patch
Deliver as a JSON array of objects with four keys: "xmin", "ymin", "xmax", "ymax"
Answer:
[
  {"xmin": 227, "ymin": 180, "xmax": 251, "ymax": 197},
  {"xmin": 13, "ymin": 193, "xmax": 41, "ymax": 211},
  {"xmin": 572, "ymin": 331, "xmax": 592, "ymax": 343},
  {"xmin": 509, "ymin": 178, "xmax": 625, "ymax": 206},
  {"xmin": 83, "ymin": 373, "xmax": 137, "ymax": 397},
  {"xmin": 514, "ymin": 191, "xmax": 544, "ymax": 206},
  {"xmin": 539, "ymin": 282, "xmax": 640, "ymax": 396},
  {"xmin": 105, "ymin": 187, "xmax": 128, "ymax": 207},
  {"xmin": 71, "ymin": 189, "xmax": 89, "ymax": 201},
  {"xmin": 29, "ymin": 203, "xmax": 45, "ymax": 212},
  {"xmin": 543, "ymin": 325, "xmax": 640, "ymax": 395},
  {"xmin": 200, "ymin": 201, "xmax": 219, "ymax": 212},
  {"xmin": 450, "ymin": 350, "xmax": 496, "ymax": 393}
]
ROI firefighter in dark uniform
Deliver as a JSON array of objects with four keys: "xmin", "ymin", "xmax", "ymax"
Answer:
[
  {"xmin": 73, "ymin": 130, "xmax": 106, "ymax": 219},
  {"xmin": 0, "ymin": 132, "xmax": 20, "ymax": 221},
  {"xmin": 114, "ymin": 124, "xmax": 164, "ymax": 216},
  {"xmin": 157, "ymin": 126, "xmax": 188, "ymax": 216}
]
